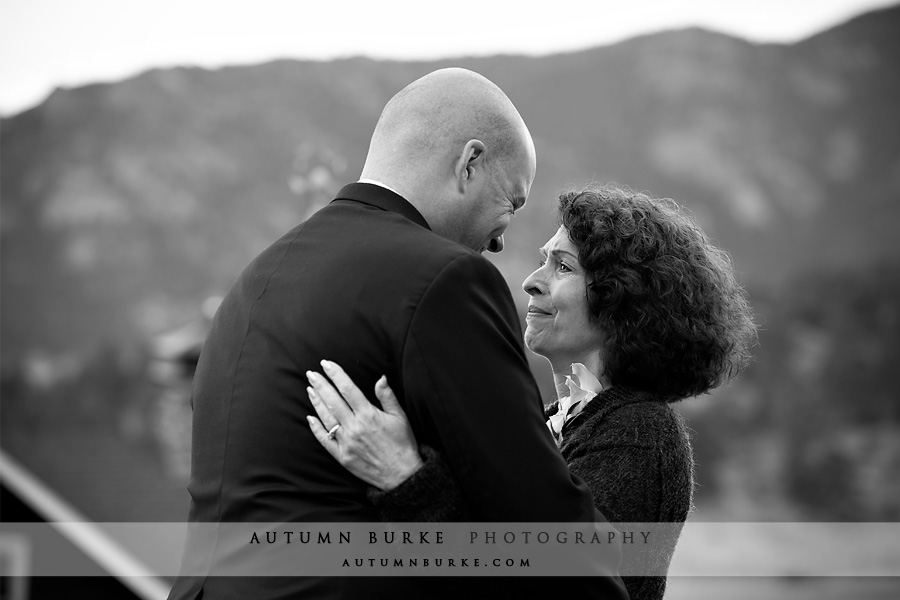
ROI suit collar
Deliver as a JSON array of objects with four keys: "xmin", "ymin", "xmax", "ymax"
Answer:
[{"xmin": 333, "ymin": 183, "xmax": 431, "ymax": 230}]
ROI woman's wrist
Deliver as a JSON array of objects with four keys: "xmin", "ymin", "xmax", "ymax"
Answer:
[
  {"xmin": 367, "ymin": 445, "xmax": 464, "ymax": 522},
  {"xmin": 377, "ymin": 448, "xmax": 425, "ymax": 491}
]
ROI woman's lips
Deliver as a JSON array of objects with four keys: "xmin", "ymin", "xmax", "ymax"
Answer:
[{"xmin": 527, "ymin": 305, "xmax": 553, "ymax": 317}]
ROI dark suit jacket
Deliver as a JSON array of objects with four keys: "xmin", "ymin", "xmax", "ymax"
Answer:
[{"xmin": 168, "ymin": 183, "xmax": 626, "ymax": 599}]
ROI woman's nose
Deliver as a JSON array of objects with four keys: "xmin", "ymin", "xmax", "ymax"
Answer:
[{"xmin": 522, "ymin": 268, "xmax": 546, "ymax": 297}]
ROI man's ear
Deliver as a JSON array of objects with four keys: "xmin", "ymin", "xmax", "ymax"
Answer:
[{"xmin": 454, "ymin": 139, "xmax": 486, "ymax": 193}]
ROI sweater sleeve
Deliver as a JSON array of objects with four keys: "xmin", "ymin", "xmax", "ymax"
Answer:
[
  {"xmin": 366, "ymin": 445, "xmax": 468, "ymax": 522},
  {"xmin": 566, "ymin": 443, "xmax": 663, "ymax": 523}
]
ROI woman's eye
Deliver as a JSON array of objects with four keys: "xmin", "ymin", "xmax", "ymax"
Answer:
[{"xmin": 559, "ymin": 262, "xmax": 572, "ymax": 273}]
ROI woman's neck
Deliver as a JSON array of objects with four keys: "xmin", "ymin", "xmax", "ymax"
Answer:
[{"xmin": 550, "ymin": 353, "xmax": 611, "ymax": 400}]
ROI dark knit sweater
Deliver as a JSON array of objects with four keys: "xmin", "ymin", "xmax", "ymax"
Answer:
[{"xmin": 369, "ymin": 386, "xmax": 694, "ymax": 600}]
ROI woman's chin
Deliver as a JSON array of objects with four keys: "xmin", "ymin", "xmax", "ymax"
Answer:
[{"xmin": 524, "ymin": 337, "xmax": 550, "ymax": 361}]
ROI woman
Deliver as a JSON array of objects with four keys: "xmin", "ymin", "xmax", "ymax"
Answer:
[{"xmin": 306, "ymin": 183, "xmax": 756, "ymax": 600}]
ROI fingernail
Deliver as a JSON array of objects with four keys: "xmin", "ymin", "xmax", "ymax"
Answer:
[
  {"xmin": 306, "ymin": 370, "xmax": 319, "ymax": 382},
  {"xmin": 306, "ymin": 386, "xmax": 316, "ymax": 399},
  {"xmin": 320, "ymin": 359, "xmax": 334, "ymax": 372},
  {"xmin": 377, "ymin": 375, "xmax": 387, "ymax": 388}
]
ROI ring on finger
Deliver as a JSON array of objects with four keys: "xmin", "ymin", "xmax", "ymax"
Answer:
[{"xmin": 327, "ymin": 423, "xmax": 342, "ymax": 440}]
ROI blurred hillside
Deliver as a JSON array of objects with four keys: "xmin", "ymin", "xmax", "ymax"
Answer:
[
  {"xmin": 1, "ymin": 5, "xmax": 899, "ymax": 523},
  {"xmin": 3, "ymin": 5, "xmax": 899, "ymax": 365}
]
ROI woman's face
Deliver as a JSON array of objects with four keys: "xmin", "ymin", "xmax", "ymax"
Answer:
[{"xmin": 522, "ymin": 226, "xmax": 605, "ymax": 369}]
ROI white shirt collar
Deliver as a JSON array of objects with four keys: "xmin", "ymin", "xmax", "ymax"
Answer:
[{"xmin": 357, "ymin": 179, "xmax": 402, "ymax": 198}]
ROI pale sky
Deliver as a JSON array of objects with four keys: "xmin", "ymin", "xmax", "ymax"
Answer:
[{"xmin": 1, "ymin": 0, "xmax": 895, "ymax": 116}]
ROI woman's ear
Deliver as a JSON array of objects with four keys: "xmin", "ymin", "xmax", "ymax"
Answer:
[{"xmin": 454, "ymin": 139, "xmax": 486, "ymax": 193}]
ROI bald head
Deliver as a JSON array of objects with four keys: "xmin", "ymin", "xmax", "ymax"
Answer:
[
  {"xmin": 360, "ymin": 68, "xmax": 536, "ymax": 250},
  {"xmin": 364, "ymin": 69, "xmax": 526, "ymax": 174}
]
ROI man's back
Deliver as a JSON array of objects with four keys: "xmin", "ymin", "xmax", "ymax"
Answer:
[
  {"xmin": 171, "ymin": 184, "xmax": 497, "ymax": 599},
  {"xmin": 188, "ymin": 186, "xmax": 476, "ymax": 525}
]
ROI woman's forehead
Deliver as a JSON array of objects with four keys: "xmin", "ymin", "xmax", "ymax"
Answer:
[{"xmin": 541, "ymin": 226, "xmax": 577, "ymax": 253}]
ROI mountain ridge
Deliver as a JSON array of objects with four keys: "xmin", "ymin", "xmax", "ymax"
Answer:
[{"xmin": 2, "ymin": 5, "xmax": 898, "ymax": 367}]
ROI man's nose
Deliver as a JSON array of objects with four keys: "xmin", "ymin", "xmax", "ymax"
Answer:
[{"xmin": 487, "ymin": 235, "xmax": 504, "ymax": 253}]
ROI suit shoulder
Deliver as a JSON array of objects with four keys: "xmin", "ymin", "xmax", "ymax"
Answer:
[
  {"xmin": 390, "ymin": 225, "xmax": 485, "ymax": 268},
  {"xmin": 368, "ymin": 219, "xmax": 505, "ymax": 287},
  {"xmin": 329, "ymin": 201, "xmax": 477, "ymax": 266},
  {"xmin": 430, "ymin": 249, "xmax": 508, "ymax": 286}
]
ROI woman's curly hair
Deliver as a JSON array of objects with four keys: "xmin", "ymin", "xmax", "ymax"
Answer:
[{"xmin": 558, "ymin": 184, "xmax": 757, "ymax": 400}]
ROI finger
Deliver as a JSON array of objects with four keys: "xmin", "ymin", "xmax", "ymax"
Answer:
[
  {"xmin": 306, "ymin": 370, "xmax": 354, "ymax": 423},
  {"xmin": 374, "ymin": 375, "xmax": 405, "ymax": 417},
  {"xmin": 320, "ymin": 360, "xmax": 371, "ymax": 413},
  {"xmin": 307, "ymin": 385, "xmax": 339, "ymax": 430},
  {"xmin": 306, "ymin": 416, "xmax": 340, "ymax": 458}
]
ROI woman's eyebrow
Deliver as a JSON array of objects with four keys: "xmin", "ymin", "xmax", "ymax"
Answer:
[{"xmin": 549, "ymin": 249, "xmax": 578, "ymax": 261}]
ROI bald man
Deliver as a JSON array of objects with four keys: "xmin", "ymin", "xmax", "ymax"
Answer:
[{"xmin": 169, "ymin": 69, "xmax": 626, "ymax": 600}]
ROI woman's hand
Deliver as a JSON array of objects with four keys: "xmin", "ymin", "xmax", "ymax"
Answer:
[{"xmin": 305, "ymin": 360, "xmax": 423, "ymax": 491}]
